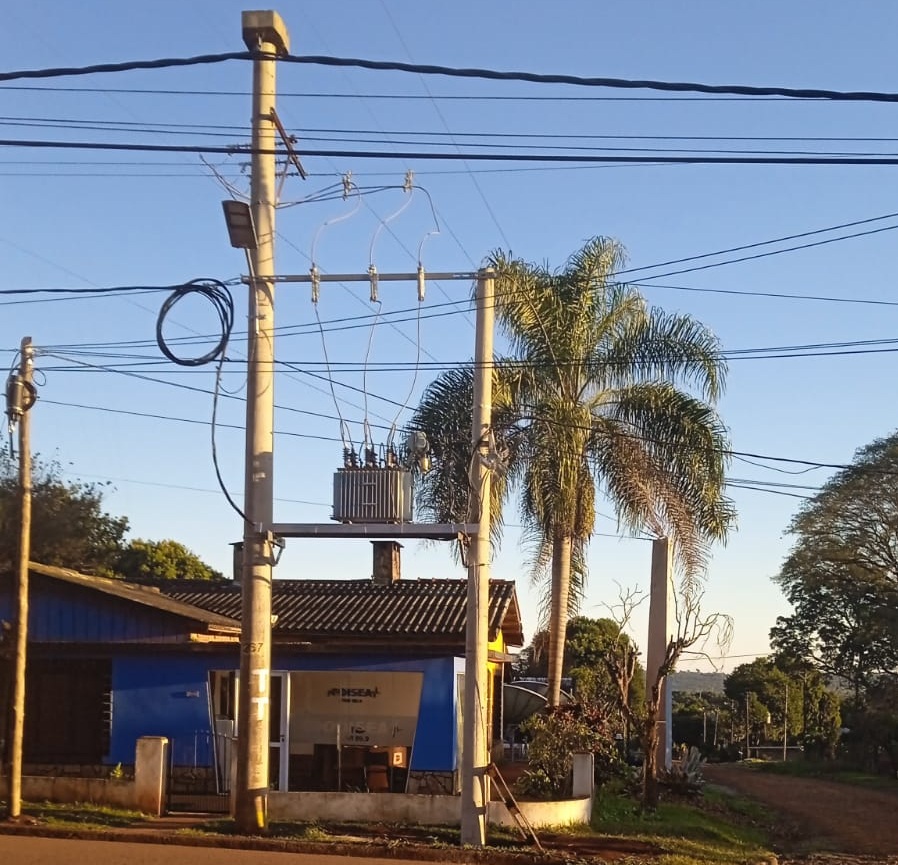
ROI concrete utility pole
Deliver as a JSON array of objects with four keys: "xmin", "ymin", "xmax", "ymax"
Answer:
[
  {"xmin": 461, "ymin": 269, "xmax": 494, "ymax": 847},
  {"xmin": 6, "ymin": 337, "xmax": 34, "ymax": 819},
  {"xmin": 646, "ymin": 536, "xmax": 672, "ymax": 772},
  {"xmin": 234, "ymin": 9, "xmax": 288, "ymax": 833},
  {"xmin": 783, "ymin": 681, "xmax": 788, "ymax": 761}
]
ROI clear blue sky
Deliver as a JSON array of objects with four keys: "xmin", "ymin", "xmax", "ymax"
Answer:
[{"xmin": 3, "ymin": 1, "xmax": 898, "ymax": 672}]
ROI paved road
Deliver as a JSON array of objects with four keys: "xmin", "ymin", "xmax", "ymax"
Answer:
[{"xmin": 0, "ymin": 835, "xmax": 436, "ymax": 865}]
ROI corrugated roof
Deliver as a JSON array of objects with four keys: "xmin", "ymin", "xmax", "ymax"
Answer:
[
  {"xmin": 26, "ymin": 563, "xmax": 241, "ymax": 633},
  {"xmin": 161, "ymin": 578, "xmax": 524, "ymax": 647}
]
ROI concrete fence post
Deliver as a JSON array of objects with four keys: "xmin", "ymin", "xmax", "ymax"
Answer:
[
  {"xmin": 571, "ymin": 752, "xmax": 594, "ymax": 799},
  {"xmin": 134, "ymin": 736, "xmax": 169, "ymax": 816}
]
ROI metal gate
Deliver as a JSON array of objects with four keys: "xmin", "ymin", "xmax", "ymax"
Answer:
[{"xmin": 166, "ymin": 731, "xmax": 231, "ymax": 813}]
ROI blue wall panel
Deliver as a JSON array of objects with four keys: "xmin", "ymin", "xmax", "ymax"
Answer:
[
  {"xmin": 110, "ymin": 652, "xmax": 461, "ymax": 771},
  {"xmin": 111, "ymin": 655, "xmax": 215, "ymax": 765},
  {"xmin": 24, "ymin": 582, "xmax": 186, "ymax": 643}
]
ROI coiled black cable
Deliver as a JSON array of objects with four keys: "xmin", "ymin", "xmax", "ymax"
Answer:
[
  {"xmin": 156, "ymin": 277, "xmax": 249, "ymax": 523},
  {"xmin": 155, "ymin": 278, "xmax": 234, "ymax": 366}
]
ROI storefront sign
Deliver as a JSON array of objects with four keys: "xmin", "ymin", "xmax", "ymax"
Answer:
[{"xmin": 289, "ymin": 670, "xmax": 423, "ymax": 747}]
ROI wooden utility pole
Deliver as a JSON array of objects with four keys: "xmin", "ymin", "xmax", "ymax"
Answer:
[
  {"xmin": 234, "ymin": 10, "xmax": 289, "ymax": 834},
  {"xmin": 460, "ymin": 269, "xmax": 494, "ymax": 847},
  {"xmin": 5, "ymin": 336, "xmax": 34, "ymax": 819}
]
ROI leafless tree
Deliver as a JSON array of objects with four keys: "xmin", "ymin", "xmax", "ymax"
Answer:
[{"xmin": 604, "ymin": 580, "xmax": 732, "ymax": 809}]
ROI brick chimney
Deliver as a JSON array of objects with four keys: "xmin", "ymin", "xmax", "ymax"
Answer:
[{"xmin": 371, "ymin": 540, "xmax": 402, "ymax": 585}]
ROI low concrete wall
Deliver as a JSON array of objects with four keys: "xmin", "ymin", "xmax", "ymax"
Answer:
[
  {"xmin": 270, "ymin": 791, "xmax": 462, "ymax": 825},
  {"xmin": 0, "ymin": 736, "xmax": 167, "ymax": 815},
  {"xmin": 269, "ymin": 790, "xmax": 592, "ymax": 829},
  {"xmin": 489, "ymin": 794, "xmax": 593, "ymax": 828},
  {"xmin": 0, "ymin": 774, "xmax": 138, "ymax": 809}
]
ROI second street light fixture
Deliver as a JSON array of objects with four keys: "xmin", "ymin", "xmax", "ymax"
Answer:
[{"xmin": 222, "ymin": 200, "xmax": 258, "ymax": 250}]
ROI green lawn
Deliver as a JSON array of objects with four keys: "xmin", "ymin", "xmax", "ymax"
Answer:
[{"xmin": 592, "ymin": 784, "xmax": 775, "ymax": 865}]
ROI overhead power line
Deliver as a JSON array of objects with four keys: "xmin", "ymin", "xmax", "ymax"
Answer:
[
  {"xmin": 0, "ymin": 284, "xmax": 172, "ymax": 296},
  {"xmin": 7, "ymin": 205, "xmax": 898, "ymax": 327},
  {"xmin": 39, "ymin": 395, "xmax": 823, "ymax": 502},
  {"xmin": 14, "ymin": 117, "xmax": 898, "ymax": 145},
  {"xmin": 0, "ymin": 85, "xmax": 875, "ymax": 102},
  {"xmin": 36, "ymin": 338, "xmax": 898, "ymax": 371},
  {"xmin": 0, "ymin": 51, "xmax": 251, "ymax": 82},
  {"xmin": 289, "ymin": 55, "xmax": 898, "ymax": 103},
  {"xmin": 618, "ymin": 211, "xmax": 898, "ymax": 278},
  {"xmin": 11, "ymin": 137, "xmax": 898, "ymax": 165},
  {"xmin": 5, "ymin": 50, "xmax": 898, "ymax": 103}
]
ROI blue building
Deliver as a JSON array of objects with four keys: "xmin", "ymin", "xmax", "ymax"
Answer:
[{"xmin": 0, "ymin": 554, "xmax": 523, "ymax": 795}]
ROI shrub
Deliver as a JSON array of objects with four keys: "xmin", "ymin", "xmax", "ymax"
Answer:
[
  {"xmin": 516, "ymin": 703, "xmax": 621, "ymax": 798},
  {"xmin": 660, "ymin": 745, "xmax": 706, "ymax": 795}
]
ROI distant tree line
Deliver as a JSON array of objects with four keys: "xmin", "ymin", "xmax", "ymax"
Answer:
[
  {"xmin": 0, "ymin": 446, "xmax": 222, "ymax": 581},
  {"xmin": 671, "ymin": 431, "xmax": 898, "ymax": 775}
]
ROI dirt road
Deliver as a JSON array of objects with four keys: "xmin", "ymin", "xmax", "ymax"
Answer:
[{"xmin": 705, "ymin": 764, "xmax": 898, "ymax": 863}]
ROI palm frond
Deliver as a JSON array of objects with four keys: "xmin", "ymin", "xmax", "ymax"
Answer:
[
  {"xmin": 597, "ymin": 306, "xmax": 727, "ymax": 402},
  {"xmin": 406, "ymin": 360, "xmax": 526, "ymax": 555},
  {"xmin": 589, "ymin": 384, "xmax": 735, "ymax": 582}
]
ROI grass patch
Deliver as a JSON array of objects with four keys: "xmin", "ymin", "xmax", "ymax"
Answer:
[
  {"xmin": 19, "ymin": 800, "xmax": 149, "ymax": 829},
  {"xmin": 592, "ymin": 783, "xmax": 774, "ymax": 864},
  {"xmin": 4, "ymin": 792, "xmax": 778, "ymax": 864},
  {"xmin": 752, "ymin": 759, "xmax": 898, "ymax": 792}
]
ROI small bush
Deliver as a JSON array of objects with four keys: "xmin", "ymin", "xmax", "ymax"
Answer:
[{"xmin": 516, "ymin": 703, "xmax": 621, "ymax": 799}]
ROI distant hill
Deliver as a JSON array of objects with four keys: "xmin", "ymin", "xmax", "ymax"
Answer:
[{"xmin": 669, "ymin": 671, "xmax": 726, "ymax": 694}]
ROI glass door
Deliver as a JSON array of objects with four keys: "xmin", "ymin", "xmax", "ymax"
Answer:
[{"xmin": 268, "ymin": 672, "xmax": 290, "ymax": 792}]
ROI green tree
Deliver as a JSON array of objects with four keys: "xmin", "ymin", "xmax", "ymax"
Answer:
[
  {"xmin": 842, "ymin": 679, "xmax": 898, "ymax": 773},
  {"xmin": 724, "ymin": 656, "xmax": 840, "ymax": 755},
  {"xmin": 770, "ymin": 432, "xmax": 898, "ymax": 702},
  {"xmin": 116, "ymin": 538, "xmax": 223, "ymax": 581},
  {"xmin": 725, "ymin": 658, "xmax": 796, "ymax": 742},
  {"xmin": 0, "ymin": 447, "xmax": 128, "ymax": 575},
  {"xmin": 411, "ymin": 238, "xmax": 734, "ymax": 706},
  {"xmin": 672, "ymin": 691, "xmax": 734, "ymax": 752},
  {"xmin": 1, "ymin": 447, "xmax": 220, "ymax": 581},
  {"xmin": 514, "ymin": 616, "xmax": 645, "ymax": 711}
]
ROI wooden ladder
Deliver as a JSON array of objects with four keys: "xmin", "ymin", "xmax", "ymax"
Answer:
[{"xmin": 487, "ymin": 762, "xmax": 543, "ymax": 853}]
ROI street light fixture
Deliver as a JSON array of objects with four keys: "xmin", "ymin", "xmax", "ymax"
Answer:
[{"xmin": 222, "ymin": 200, "xmax": 258, "ymax": 250}]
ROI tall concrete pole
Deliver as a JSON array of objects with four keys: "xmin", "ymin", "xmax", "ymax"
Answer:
[
  {"xmin": 461, "ymin": 269, "xmax": 494, "ymax": 846},
  {"xmin": 782, "ymin": 681, "xmax": 788, "ymax": 761},
  {"xmin": 6, "ymin": 336, "xmax": 33, "ymax": 819},
  {"xmin": 234, "ymin": 10, "xmax": 288, "ymax": 834},
  {"xmin": 646, "ymin": 536, "xmax": 672, "ymax": 772}
]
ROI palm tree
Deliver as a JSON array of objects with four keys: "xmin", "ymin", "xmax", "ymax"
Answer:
[{"xmin": 411, "ymin": 238, "xmax": 734, "ymax": 706}]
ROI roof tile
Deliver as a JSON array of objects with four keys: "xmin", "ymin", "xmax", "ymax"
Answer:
[{"xmin": 160, "ymin": 578, "xmax": 523, "ymax": 646}]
